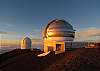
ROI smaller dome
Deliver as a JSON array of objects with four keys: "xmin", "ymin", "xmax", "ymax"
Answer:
[
  {"xmin": 24, "ymin": 37, "xmax": 31, "ymax": 41},
  {"xmin": 21, "ymin": 37, "xmax": 32, "ymax": 49}
]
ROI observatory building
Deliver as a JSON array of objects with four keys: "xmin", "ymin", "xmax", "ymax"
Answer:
[
  {"xmin": 21, "ymin": 37, "xmax": 32, "ymax": 49},
  {"xmin": 43, "ymin": 19, "xmax": 75, "ymax": 54}
]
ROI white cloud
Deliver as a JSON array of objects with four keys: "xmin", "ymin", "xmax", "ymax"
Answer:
[
  {"xmin": 75, "ymin": 27, "xmax": 100, "ymax": 41},
  {"xmin": 0, "ymin": 31, "xmax": 16, "ymax": 35}
]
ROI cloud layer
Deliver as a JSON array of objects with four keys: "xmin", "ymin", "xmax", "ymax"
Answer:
[
  {"xmin": 75, "ymin": 28, "xmax": 100, "ymax": 41},
  {"xmin": 0, "ymin": 31, "xmax": 16, "ymax": 35}
]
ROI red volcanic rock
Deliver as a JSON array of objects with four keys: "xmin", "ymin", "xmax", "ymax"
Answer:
[{"xmin": 1, "ymin": 48, "xmax": 100, "ymax": 71}]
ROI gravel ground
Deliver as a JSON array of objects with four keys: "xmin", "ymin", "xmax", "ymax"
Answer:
[{"xmin": 1, "ymin": 48, "xmax": 100, "ymax": 71}]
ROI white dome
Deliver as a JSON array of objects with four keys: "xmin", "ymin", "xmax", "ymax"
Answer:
[
  {"xmin": 43, "ymin": 19, "xmax": 75, "ymax": 41},
  {"xmin": 21, "ymin": 37, "xmax": 32, "ymax": 49}
]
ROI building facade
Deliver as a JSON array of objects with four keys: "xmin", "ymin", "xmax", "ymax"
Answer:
[{"xmin": 43, "ymin": 19, "xmax": 75, "ymax": 54}]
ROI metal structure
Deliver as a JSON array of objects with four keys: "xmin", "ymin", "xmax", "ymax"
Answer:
[{"xmin": 43, "ymin": 19, "xmax": 75, "ymax": 54}]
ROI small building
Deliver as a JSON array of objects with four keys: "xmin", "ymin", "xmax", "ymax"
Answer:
[
  {"xmin": 21, "ymin": 37, "xmax": 32, "ymax": 49},
  {"xmin": 85, "ymin": 42, "xmax": 100, "ymax": 48},
  {"xmin": 43, "ymin": 19, "xmax": 75, "ymax": 54}
]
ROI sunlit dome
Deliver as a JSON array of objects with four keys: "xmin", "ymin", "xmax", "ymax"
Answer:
[
  {"xmin": 47, "ymin": 19, "xmax": 74, "ymax": 30},
  {"xmin": 43, "ymin": 19, "xmax": 75, "ymax": 40},
  {"xmin": 43, "ymin": 19, "xmax": 75, "ymax": 53}
]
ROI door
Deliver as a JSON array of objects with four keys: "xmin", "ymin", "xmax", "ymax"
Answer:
[{"xmin": 56, "ymin": 44, "xmax": 61, "ymax": 51}]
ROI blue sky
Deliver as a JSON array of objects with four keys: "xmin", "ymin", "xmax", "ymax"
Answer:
[{"xmin": 0, "ymin": 0, "xmax": 100, "ymax": 40}]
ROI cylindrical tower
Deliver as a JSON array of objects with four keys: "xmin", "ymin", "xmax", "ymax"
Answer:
[{"xmin": 21, "ymin": 37, "xmax": 32, "ymax": 49}]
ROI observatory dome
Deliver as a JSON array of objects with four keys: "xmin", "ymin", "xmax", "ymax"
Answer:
[
  {"xmin": 43, "ymin": 19, "xmax": 75, "ymax": 41},
  {"xmin": 21, "ymin": 37, "xmax": 32, "ymax": 49}
]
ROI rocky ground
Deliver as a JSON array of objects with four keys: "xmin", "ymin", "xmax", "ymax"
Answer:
[{"xmin": 1, "ymin": 48, "xmax": 100, "ymax": 71}]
